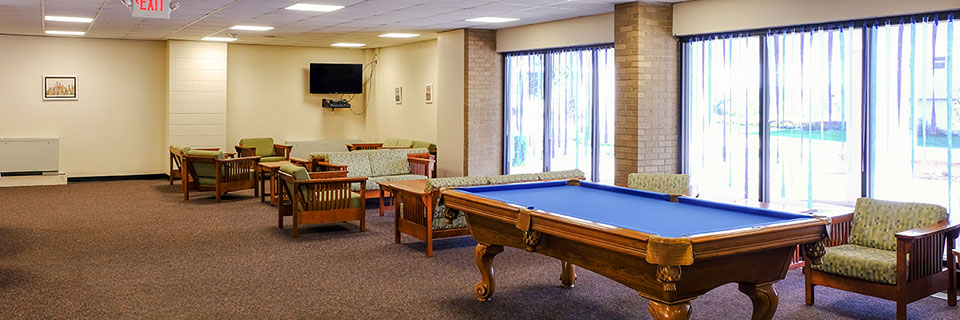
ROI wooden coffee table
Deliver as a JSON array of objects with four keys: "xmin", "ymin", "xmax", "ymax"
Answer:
[{"xmin": 258, "ymin": 160, "xmax": 293, "ymax": 205}]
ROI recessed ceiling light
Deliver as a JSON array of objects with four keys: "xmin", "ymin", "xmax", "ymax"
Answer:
[
  {"xmin": 331, "ymin": 42, "xmax": 365, "ymax": 47},
  {"xmin": 466, "ymin": 17, "xmax": 518, "ymax": 23},
  {"xmin": 44, "ymin": 16, "xmax": 94, "ymax": 23},
  {"xmin": 202, "ymin": 37, "xmax": 237, "ymax": 42},
  {"xmin": 45, "ymin": 30, "xmax": 85, "ymax": 36},
  {"xmin": 230, "ymin": 25, "xmax": 274, "ymax": 31},
  {"xmin": 285, "ymin": 3, "xmax": 345, "ymax": 12},
  {"xmin": 379, "ymin": 33, "xmax": 420, "ymax": 38}
]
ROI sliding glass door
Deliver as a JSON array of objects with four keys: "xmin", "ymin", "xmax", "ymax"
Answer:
[{"xmin": 504, "ymin": 45, "xmax": 615, "ymax": 183}]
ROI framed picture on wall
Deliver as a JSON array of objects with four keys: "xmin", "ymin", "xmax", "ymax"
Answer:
[
  {"xmin": 43, "ymin": 76, "xmax": 78, "ymax": 100},
  {"xmin": 425, "ymin": 84, "xmax": 433, "ymax": 104},
  {"xmin": 394, "ymin": 86, "xmax": 402, "ymax": 104}
]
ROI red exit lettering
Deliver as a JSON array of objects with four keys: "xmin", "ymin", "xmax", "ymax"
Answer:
[{"xmin": 137, "ymin": 0, "xmax": 164, "ymax": 11}]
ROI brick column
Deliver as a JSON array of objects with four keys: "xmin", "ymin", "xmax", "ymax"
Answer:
[
  {"xmin": 463, "ymin": 29, "xmax": 503, "ymax": 176},
  {"xmin": 613, "ymin": 2, "xmax": 678, "ymax": 186}
]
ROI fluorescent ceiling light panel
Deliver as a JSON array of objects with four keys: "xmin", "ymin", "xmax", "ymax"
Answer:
[
  {"xmin": 202, "ymin": 37, "xmax": 237, "ymax": 42},
  {"xmin": 285, "ymin": 3, "xmax": 345, "ymax": 12},
  {"xmin": 45, "ymin": 30, "xmax": 85, "ymax": 36},
  {"xmin": 466, "ymin": 17, "xmax": 518, "ymax": 23},
  {"xmin": 44, "ymin": 16, "xmax": 94, "ymax": 23},
  {"xmin": 378, "ymin": 33, "xmax": 420, "ymax": 38},
  {"xmin": 331, "ymin": 42, "xmax": 365, "ymax": 47},
  {"xmin": 230, "ymin": 25, "xmax": 274, "ymax": 31}
]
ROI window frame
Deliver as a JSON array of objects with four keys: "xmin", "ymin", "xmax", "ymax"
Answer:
[{"xmin": 501, "ymin": 43, "xmax": 615, "ymax": 182}]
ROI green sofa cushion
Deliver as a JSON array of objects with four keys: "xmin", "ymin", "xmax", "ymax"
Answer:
[
  {"xmin": 279, "ymin": 163, "xmax": 309, "ymax": 200},
  {"xmin": 411, "ymin": 140, "xmax": 436, "ymax": 151},
  {"xmin": 425, "ymin": 176, "xmax": 489, "ymax": 192},
  {"xmin": 627, "ymin": 173, "xmax": 691, "ymax": 195},
  {"xmin": 351, "ymin": 176, "xmax": 389, "ymax": 191},
  {"xmin": 240, "ymin": 137, "xmax": 276, "ymax": 157},
  {"xmin": 368, "ymin": 151, "xmax": 410, "ymax": 177},
  {"xmin": 325, "ymin": 152, "xmax": 372, "ymax": 178},
  {"xmin": 384, "ymin": 174, "xmax": 428, "ymax": 182},
  {"xmin": 536, "ymin": 169, "xmax": 585, "ymax": 181},
  {"xmin": 170, "ymin": 144, "xmax": 191, "ymax": 153},
  {"xmin": 433, "ymin": 202, "xmax": 470, "ymax": 231},
  {"xmin": 810, "ymin": 244, "xmax": 898, "ymax": 285},
  {"xmin": 848, "ymin": 198, "xmax": 948, "ymax": 251},
  {"xmin": 184, "ymin": 149, "xmax": 223, "ymax": 180},
  {"xmin": 383, "ymin": 138, "xmax": 413, "ymax": 148},
  {"xmin": 260, "ymin": 156, "xmax": 287, "ymax": 163},
  {"xmin": 485, "ymin": 173, "xmax": 540, "ymax": 184}
]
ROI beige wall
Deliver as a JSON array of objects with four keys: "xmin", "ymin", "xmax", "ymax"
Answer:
[
  {"xmin": 674, "ymin": 0, "xmax": 960, "ymax": 35},
  {"xmin": 226, "ymin": 44, "xmax": 369, "ymax": 146},
  {"xmin": 168, "ymin": 41, "xmax": 228, "ymax": 150},
  {"xmin": 0, "ymin": 35, "xmax": 166, "ymax": 177},
  {"xmin": 496, "ymin": 13, "xmax": 614, "ymax": 52},
  {"xmin": 372, "ymin": 40, "xmax": 438, "ymax": 143},
  {"xmin": 436, "ymin": 30, "xmax": 466, "ymax": 177}
]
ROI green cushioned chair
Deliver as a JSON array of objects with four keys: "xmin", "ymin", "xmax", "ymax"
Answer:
[
  {"xmin": 627, "ymin": 173, "xmax": 692, "ymax": 196},
  {"xmin": 236, "ymin": 137, "xmax": 292, "ymax": 163},
  {"xmin": 277, "ymin": 164, "xmax": 367, "ymax": 238},
  {"xmin": 804, "ymin": 198, "xmax": 959, "ymax": 319},
  {"xmin": 182, "ymin": 149, "xmax": 260, "ymax": 203}
]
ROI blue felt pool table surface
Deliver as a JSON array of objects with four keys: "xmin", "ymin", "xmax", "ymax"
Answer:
[{"xmin": 455, "ymin": 181, "xmax": 812, "ymax": 238}]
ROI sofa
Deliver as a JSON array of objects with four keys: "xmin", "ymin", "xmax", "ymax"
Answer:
[
  {"xmin": 347, "ymin": 137, "xmax": 437, "ymax": 154},
  {"xmin": 309, "ymin": 148, "xmax": 435, "ymax": 199},
  {"xmin": 393, "ymin": 169, "xmax": 585, "ymax": 257}
]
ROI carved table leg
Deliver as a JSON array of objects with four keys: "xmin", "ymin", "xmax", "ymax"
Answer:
[
  {"xmin": 647, "ymin": 300, "xmax": 692, "ymax": 320},
  {"xmin": 474, "ymin": 243, "xmax": 504, "ymax": 301},
  {"xmin": 560, "ymin": 260, "xmax": 576, "ymax": 288},
  {"xmin": 738, "ymin": 282, "xmax": 779, "ymax": 320}
]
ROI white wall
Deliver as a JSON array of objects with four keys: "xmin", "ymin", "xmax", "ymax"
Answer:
[
  {"xmin": 226, "ymin": 44, "xmax": 370, "ymax": 147},
  {"xmin": 436, "ymin": 30, "xmax": 465, "ymax": 177},
  {"xmin": 0, "ymin": 35, "xmax": 166, "ymax": 177},
  {"xmin": 168, "ymin": 41, "xmax": 227, "ymax": 150},
  {"xmin": 373, "ymin": 40, "xmax": 438, "ymax": 143},
  {"xmin": 497, "ymin": 13, "xmax": 613, "ymax": 52},
  {"xmin": 674, "ymin": 0, "xmax": 960, "ymax": 35}
]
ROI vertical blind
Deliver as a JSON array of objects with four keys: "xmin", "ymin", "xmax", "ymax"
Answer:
[{"xmin": 682, "ymin": 12, "xmax": 960, "ymax": 209}]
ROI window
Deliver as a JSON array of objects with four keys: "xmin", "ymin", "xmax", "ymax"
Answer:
[
  {"xmin": 504, "ymin": 45, "xmax": 615, "ymax": 183},
  {"xmin": 682, "ymin": 12, "xmax": 960, "ymax": 210}
]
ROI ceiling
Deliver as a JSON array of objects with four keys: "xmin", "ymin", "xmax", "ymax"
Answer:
[{"xmin": 0, "ymin": 0, "xmax": 683, "ymax": 48}]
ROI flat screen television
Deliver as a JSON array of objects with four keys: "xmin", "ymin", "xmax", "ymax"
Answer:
[{"xmin": 310, "ymin": 63, "xmax": 362, "ymax": 94}]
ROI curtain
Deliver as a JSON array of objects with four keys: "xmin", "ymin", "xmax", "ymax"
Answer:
[
  {"xmin": 873, "ymin": 14, "xmax": 959, "ymax": 211},
  {"xmin": 766, "ymin": 26, "xmax": 863, "ymax": 207},
  {"xmin": 685, "ymin": 35, "xmax": 760, "ymax": 201}
]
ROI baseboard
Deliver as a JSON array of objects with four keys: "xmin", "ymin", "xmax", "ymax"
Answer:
[
  {"xmin": 68, "ymin": 173, "xmax": 167, "ymax": 182},
  {"xmin": 0, "ymin": 173, "xmax": 68, "ymax": 187}
]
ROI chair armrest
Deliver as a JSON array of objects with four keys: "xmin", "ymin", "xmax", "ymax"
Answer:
[
  {"xmin": 308, "ymin": 171, "xmax": 348, "ymax": 179},
  {"xmin": 314, "ymin": 161, "xmax": 348, "ymax": 171},
  {"xmin": 896, "ymin": 220, "xmax": 960, "ymax": 240},
  {"xmin": 273, "ymin": 144, "xmax": 292, "ymax": 158},
  {"xmin": 235, "ymin": 145, "xmax": 256, "ymax": 157},
  {"xmin": 297, "ymin": 176, "xmax": 368, "ymax": 185},
  {"xmin": 347, "ymin": 143, "xmax": 383, "ymax": 151}
]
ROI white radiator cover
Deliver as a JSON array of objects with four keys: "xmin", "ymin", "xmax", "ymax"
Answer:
[{"xmin": 0, "ymin": 138, "xmax": 59, "ymax": 173}]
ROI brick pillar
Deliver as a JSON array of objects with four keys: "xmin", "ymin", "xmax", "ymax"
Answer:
[
  {"xmin": 463, "ymin": 29, "xmax": 503, "ymax": 176},
  {"xmin": 613, "ymin": 2, "xmax": 678, "ymax": 186}
]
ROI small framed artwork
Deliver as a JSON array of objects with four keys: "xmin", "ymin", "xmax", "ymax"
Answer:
[
  {"xmin": 425, "ymin": 84, "xmax": 433, "ymax": 104},
  {"xmin": 394, "ymin": 86, "xmax": 402, "ymax": 104},
  {"xmin": 43, "ymin": 76, "xmax": 78, "ymax": 100}
]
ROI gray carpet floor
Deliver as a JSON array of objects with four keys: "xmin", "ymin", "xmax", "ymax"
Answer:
[{"xmin": 0, "ymin": 179, "xmax": 957, "ymax": 319}]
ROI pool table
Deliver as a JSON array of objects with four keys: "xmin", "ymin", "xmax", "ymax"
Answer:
[{"xmin": 441, "ymin": 179, "xmax": 829, "ymax": 320}]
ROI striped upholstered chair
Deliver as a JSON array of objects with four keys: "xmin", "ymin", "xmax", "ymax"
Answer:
[
  {"xmin": 626, "ymin": 173, "xmax": 692, "ymax": 196},
  {"xmin": 804, "ymin": 198, "xmax": 958, "ymax": 319}
]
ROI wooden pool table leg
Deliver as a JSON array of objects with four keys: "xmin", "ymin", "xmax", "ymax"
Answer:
[
  {"xmin": 738, "ymin": 282, "xmax": 779, "ymax": 320},
  {"xmin": 474, "ymin": 242, "xmax": 504, "ymax": 301},
  {"xmin": 647, "ymin": 299, "xmax": 692, "ymax": 320},
  {"xmin": 560, "ymin": 260, "xmax": 576, "ymax": 288}
]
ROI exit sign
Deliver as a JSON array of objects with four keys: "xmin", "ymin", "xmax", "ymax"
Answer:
[{"xmin": 131, "ymin": 0, "xmax": 171, "ymax": 19}]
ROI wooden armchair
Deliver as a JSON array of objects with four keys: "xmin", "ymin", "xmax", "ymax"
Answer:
[
  {"xmin": 803, "ymin": 198, "xmax": 959, "ymax": 319},
  {"xmin": 182, "ymin": 149, "xmax": 261, "ymax": 203},
  {"xmin": 235, "ymin": 137, "xmax": 291, "ymax": 163},
  {"xmin": 277, "ymin": 164, "xmax": 367, "ymax": 238},
  {"xmin": 168, "ymin": 145, "xmax": 219, "ymax": 185}
]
